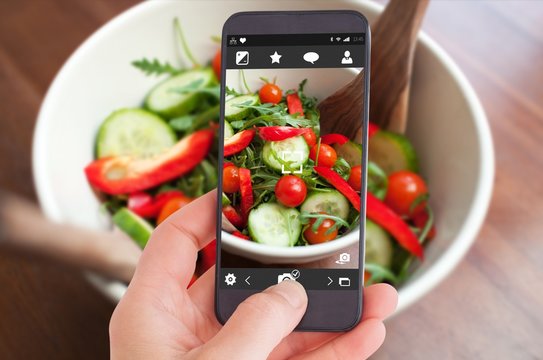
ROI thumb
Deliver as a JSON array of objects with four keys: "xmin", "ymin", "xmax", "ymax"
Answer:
[{"xmin": 201, "ymin": 280, "xmax": 308, "ymax": 360}]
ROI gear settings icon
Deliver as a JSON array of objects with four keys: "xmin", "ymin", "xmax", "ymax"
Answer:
[{"xmin": 225, "ymin": 273, "xmax": 237, "ymax": 286}]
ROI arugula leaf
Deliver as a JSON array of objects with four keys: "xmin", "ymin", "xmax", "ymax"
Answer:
[
  {"xmin": 365, "ymin": 263, "xmax": 399, "ymax": 285},
  {"xmin": 174, "ymin": 18, "xmax": 201, "ymax": 67},
  {"xmin": 131, "ymin": 58, "xmax": 180, "ymax": 76},
  {"xmin": 168, "ymin": 105, "xmax": 219, "ymax": 133},
  {"xmin": 367, "ymin": 162, "xmax": 388, "ymax": 200},
  {"xmin": 333, "ymin": 157, "xmax": 351, "ymax": 180},
  {"xmin": 225, "ymin": 86, "xmax": 244, "ymax": 97},
  {"xmin": 299, "ymin": 211, "xmax": 350, "ymax": 233},
  {"xmin": 169, "ymin": 115, "xmax": 195, "ymax": 131},
  {"xmin": 171, "ymin": 83, "xmax": 221, "ymax": 100}
]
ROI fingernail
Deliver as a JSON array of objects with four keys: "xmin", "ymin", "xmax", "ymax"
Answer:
[{"xmin": 269, "ymin": 280, "xmax": 307, "ymax": 309}]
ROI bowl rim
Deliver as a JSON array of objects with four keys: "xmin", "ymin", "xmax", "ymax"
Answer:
[{"xmin": 32, "ymin": 0, "xmax": 495, "ymax": 311}]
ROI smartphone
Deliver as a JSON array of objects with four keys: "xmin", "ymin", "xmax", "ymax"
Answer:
[{"xmin": 215, "ymin": 11, "xmax": 370, "ymax": 331}]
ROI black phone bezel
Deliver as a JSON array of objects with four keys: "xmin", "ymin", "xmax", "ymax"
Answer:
[{"xmin": 215, "ymin": 10, "xmax": 371, "ymax": 332}]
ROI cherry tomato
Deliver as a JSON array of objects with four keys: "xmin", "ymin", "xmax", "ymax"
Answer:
[
  {"xmin": 348, "ymin": 165, "xmax": 363, "ymax": 191},
  {"xmin": 223, "ymin": 165, "xmax": 240, "ymax": 193},
  {"xmin": 259, "ymin": 83, "xmax": 282, "ymax": 104},
  {"xmin": 302, "ymin": 128, "xmax": 317, "ymax": 147},
  {"xmin": 212, "ymin": 50, "xmax": 221, "ymax": 80},
  {"xmin": 157, "ymin": 195, "xmax": 193, "ymax": 224},
  {"xmin": 309, "ymin": 143, "xmax": 337, "ymax": 167},
  {"xmin": 385, "ymin": 170, "xmax": 429, "ymax": 218},
  {"xmin": 303, "ymin": 217, "xmax": 338, "ymax": 244},
  {"xmin": 275, "ymin": 175, "xmax": 307, "ymax": 207}
]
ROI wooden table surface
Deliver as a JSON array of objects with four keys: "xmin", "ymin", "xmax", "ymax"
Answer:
[{"xmin": 1, "ymin": 0, "xmax": 542, "ymax": 358}]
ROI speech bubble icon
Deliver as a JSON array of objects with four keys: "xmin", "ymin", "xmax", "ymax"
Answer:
[{"xmin": 303, "ymin": 52, "xmax": 319, "ymax": 64}]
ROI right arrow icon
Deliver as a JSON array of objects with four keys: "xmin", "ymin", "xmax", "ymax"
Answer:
[{"xmin": 327, "ymin": 277, "xmax": 333, "ymax": 286}]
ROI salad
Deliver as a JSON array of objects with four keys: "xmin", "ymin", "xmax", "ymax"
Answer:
[{"xmin": 83, "ymin": 20, "xmax": 435, "ymax": 286}]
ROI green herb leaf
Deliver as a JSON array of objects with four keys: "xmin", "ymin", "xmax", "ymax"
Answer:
[
  {"xmin": 367, "ymin": 162, "xmax": 388, "ymax": 200},
  {"xmin": 169, "ymin": 115, "xmax": 195, "ymax": 131},
  {"xmin": 365, "ymin": 263, "xmax": 399, "ymax": 285},
  {"xmin": 131, "ymin": 58, "xmax": 180, "ymax": 76},
  {"xmin": 174, "ymin": 18, "xmax": 201, "ymax": 68},
  {"xmin": 333, "ymin": 157, "xmax": 351, "ymax": 180}
]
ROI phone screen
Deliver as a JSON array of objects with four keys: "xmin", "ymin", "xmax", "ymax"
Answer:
[{"xmin": 217, "ymin": 18, "xmax": 368, "ymax": 329}]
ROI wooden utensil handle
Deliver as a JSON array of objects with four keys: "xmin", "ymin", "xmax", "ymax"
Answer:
[
  {"xmin": 318, "ymin": 70, "xmax": 366, "ymax": 141},
  {"xmin": 370, "ymin": 0, "xmax": 430, "ymax": 132},
  {"xmin": 0, "ymin": 191, "xmax": 141, "ymax": 283}
]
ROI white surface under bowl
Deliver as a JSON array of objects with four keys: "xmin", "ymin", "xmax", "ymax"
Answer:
[{"xmin": 32, "ymin": 0, "xmax": 494, "ymax": 313}]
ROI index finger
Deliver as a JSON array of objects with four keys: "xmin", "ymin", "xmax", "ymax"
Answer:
[{"xmin": 132, "ymin": 190, "xmax": 217, "ymax": 287}]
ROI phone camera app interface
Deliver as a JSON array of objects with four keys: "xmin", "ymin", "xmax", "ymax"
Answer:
[{"xmin": 220, "ymin": 32, "xmax": 366, "ymax": 291}]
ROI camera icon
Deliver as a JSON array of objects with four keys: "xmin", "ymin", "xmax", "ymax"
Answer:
[
  {"xmin": 335, "ymin": 252, "xmax": 351, "ymax": 265},
  {"xmin": 277, "ymin": 273, "xmax": 295, "ymax": 283}
]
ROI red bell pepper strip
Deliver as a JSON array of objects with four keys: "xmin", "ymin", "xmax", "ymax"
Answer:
[
  {"xmin": 223, "ymin": 161, "xmax": 235, "ymax": 169},
  {"xmin": 238, "ymin": 167, "xmax": 253, "ymax": 221},
  {"xmin": 314, "ymin": 166, "xmax": 361, "ymax": 211},
  {"xmin": 85, "ymin": 129, "xmax": 214, "ymax": 195},
  {"xmin": 200, "ymin": 239, "xmax": 216, "ymax": 273},
  {"xmin": 320, "ymin": 133, "xmax": 349, "ymax": 145},
  {"xmin": 314, "ymin": 167, "xmax": 424, "ymax": 259},
  {"xmin": 368, "ymin": 122, "xmax": 379, "ymax": 137},
  {"xmin": 223, "ymin": 205, "xmax": 244, "ymax": 229},
  {"xmin": 128, "ymin": 190, "xmax": 184, "ymax": 218},
  {"xmin": 232, "ymin": 231, "xmax": 250, "ymax": 240},
  {"xmin": 258, "ymin": 126, "xmax": 309, "ymax": 141},
  {"xmin": 286, "ymin": 93, "xmax": 304, "ymax": 117},
  {"xmin": 224, "ymin": 129, "xmax": 255, "ymax": 157},
  {"xmin": 367, "ymin": 192, "xmax": 424, "ymax": 259}
]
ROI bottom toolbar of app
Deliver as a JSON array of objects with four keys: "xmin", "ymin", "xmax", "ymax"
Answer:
[{"xmin": 220, "ymin": 268, "xmax": 360, "ymax": 290}]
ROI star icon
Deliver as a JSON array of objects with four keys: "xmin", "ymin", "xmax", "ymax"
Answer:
[{"xmin": 270, "ymin": 51, "xmax": 282, "ymax": 64}]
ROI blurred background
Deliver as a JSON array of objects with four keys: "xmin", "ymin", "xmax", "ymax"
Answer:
[{"xmin": 1, "ymin": 0, "xmax": 542, "ymax": 358}]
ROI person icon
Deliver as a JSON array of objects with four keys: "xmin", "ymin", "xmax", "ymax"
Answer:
[{"xmin": 341, "ymin": 50, "xmax": 353, "ymax": 64}]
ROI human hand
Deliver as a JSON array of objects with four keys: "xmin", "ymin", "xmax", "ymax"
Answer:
[{"xmin": 110, "ymin": 191, "xmax": 398, "ymax": 359}]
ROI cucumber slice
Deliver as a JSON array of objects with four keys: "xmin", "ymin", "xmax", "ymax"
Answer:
[
  {"xmin": 248, "ymin": 203, "xmax": 301, "ymax": 247},
  {"xmin": 112, "ymin": 208, "xmax": 154, "ymax": 248},
  {"xmin": 224, "ymin": 121, "xmax": 234, "ymax": 139},
  {"xmin": 262, "ymin": 136, "xmax": 309, "ymax": 173},
  {"xmin": 365, "ymin": 220, "xmax": 394, "ymax": 267},
  {"xmin": 300, "ymin": 190, "xmax": 350, "ymax": 220},
  {"xmin": 224, "ymin": 94, "xmax": 259, "ymax": 121},
  {"xmin": 96, "ymin": 108, "xmax": 177, "ymax": 158},
  {"xmin": 368, "ymin": 131, "xmax": 418, "ymax": 174},
  {"xmin": 334, "ymin": 141, "xmax": 363, "ymax": 167},
  {"xmin": 145, "ymin": 68, "xmax": 216, "ymax": 118}
]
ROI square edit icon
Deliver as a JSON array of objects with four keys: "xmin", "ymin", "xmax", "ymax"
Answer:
[{"xmin": 236, "ymin": 51, "xmax": 249, "ymax": 65}]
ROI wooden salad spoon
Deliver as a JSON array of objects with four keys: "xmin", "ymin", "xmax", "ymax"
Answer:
[{"xmin": 318, "ymin": 0, "xmax": 430, "ymax": 138}]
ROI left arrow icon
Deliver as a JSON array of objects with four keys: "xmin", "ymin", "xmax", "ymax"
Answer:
[{"xmin": 245, "ymin": 276, "xmax": 251, "ymax": 285}]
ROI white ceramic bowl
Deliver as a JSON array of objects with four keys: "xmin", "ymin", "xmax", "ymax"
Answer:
[{"xmin": 33, "ymin": 0, "xmax": 494, "ymax": 313}]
